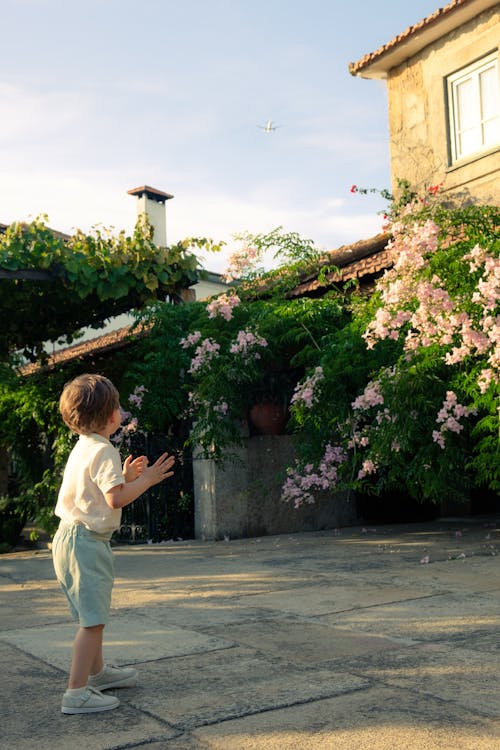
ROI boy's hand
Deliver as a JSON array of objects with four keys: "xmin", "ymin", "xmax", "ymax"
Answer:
[
  {"xmin": 123, "ymin": 454, "xmax": 148, "ymax": 483},
  {"xmin": 143, "ymin": 452, "xmax": 175, "ymax": 487},
  {"xmin": 105, "ymin": 452, "xmax": 175, "ymax": 510}
]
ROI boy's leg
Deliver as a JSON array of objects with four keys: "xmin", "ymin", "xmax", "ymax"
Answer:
[
  {"xmin": 89, "ymin": 629, "xmax": 104, "ymax": 677},
  {"xmin": 69, "ymin": 624, "xmax": 104, "ymax": 689},
  {"xmin": 70, "ymin": 621, "xmax": 138, "ymax": 691},
  {"xmin": 62, "ymin": 623, "xmax": 120, "ymax": 713}
]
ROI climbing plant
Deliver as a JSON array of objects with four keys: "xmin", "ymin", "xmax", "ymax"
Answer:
[{"xmin": 0, "ymin": 215, "xmax": 222, "ymax": 362}]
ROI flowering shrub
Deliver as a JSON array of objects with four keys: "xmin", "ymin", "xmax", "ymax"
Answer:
[
  {"xmin": 185, "ymin": 337, "xmax": 220, "ymax": 374},
  {"xmin": 105, "ymin": 200, "xmax": 498, "ymax": 512},
  {"xmin": 229, "ymin": 329, "xmax": 267, "ymax": 358},
  {"xmin": 176, "ymin": 295, "xmax": 342, "ymax": 460},
  {"xmin": 180, "ymin": 320, "xmax": 271, "ymax": 458},
  {"xmin": 285, "ymin": 200, "xmax": 499, "ymax": 507}
]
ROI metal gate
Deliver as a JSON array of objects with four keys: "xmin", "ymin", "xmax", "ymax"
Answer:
[{"xmin": 114, "ymin": 432, "xmax": 194, "ymax": 544}]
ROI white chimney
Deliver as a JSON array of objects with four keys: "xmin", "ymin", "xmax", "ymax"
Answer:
[{"xmin": 127, "ymin": 185, "xmax": 174, "ymax": 247}]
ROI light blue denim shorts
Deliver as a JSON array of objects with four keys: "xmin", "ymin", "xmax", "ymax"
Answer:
[{"xmin": 52, "ymin": 521, "xmax": 114, "ymax": 627}]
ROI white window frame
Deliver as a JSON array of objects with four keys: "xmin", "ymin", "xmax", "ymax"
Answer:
[{"xmin": 447, "ymin": 51, "xmax": 500, "ymax": 164}]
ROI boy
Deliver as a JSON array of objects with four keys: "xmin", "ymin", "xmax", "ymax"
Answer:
[{"xmin": 52, "ymin": 373, "xmax": 175, "ymax": 714}]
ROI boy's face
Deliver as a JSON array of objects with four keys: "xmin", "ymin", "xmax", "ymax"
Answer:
[{"xmin": 108, "ymin": 407, "xmax": 122, "ymax": 436}]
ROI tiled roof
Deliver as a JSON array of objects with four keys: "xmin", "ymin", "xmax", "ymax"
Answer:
[
  {"xmin": 20, "ymin": 324, "xmax": 150, "ymax": 376},
  {"xmin": 288, "ymin": 234, "xmax": 392, "ymax": 297},
  {"xmin": 349, "ymin": 0, "xmax": 487, "ymax": 77}
]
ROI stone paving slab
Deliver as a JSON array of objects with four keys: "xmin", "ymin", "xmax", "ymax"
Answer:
[
  {"xmin": 368, "ymin": 556, "xmax": 500, "ymax": 593},
  {"xmin": 0, "ymin": 550, "xmax": 55, "ymax": 581},
  {"xmin": 202, "ymin": 617, "xmax": 415, "ymax": 666},
  {"xmin": 128, "ymin": 646, "xmax": 369, "ymax": 730},
  {"xmin": 321, "ymin": 590, "xmax": 500, "ymax": 642},
  {"xmin": 0, "ymin": 578, "xmax": 69, "ymax": 629},
  {"xmin": 349, "ymin": 641, "xmax": 500, "ymax": 718},
  {"xmin": 0, "ymin": 613, "xmax": 234, "ymax": 671},
  {"xmin": 190, "ymin": 686, "xmax": 500, "ymax": 750},
  {"xmin": 237, "ymin": 581, "xmax": 437, "ymax": 616},
  {"xmin": 445, "ymin": 628, "xmax": 500, "ymax": 654}
]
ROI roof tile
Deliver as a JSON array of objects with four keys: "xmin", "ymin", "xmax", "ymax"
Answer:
[{"xmin": 349, "ymin": 0, "xmax": 471, "ymax": 75}]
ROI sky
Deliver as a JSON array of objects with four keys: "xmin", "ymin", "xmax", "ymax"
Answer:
[{"xmin": 1, "ymin": 0, "xmax": 443, "ymax": 273}]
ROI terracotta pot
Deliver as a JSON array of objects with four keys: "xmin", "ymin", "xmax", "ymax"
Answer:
[{"xmin": 248, "ymin": 402, "xmax": 287, "ymax": 435}]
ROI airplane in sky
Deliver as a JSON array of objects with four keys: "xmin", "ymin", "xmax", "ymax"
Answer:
[{"xmin": 258, "ymin": 119, "xmax": 282, "ymax": 133}]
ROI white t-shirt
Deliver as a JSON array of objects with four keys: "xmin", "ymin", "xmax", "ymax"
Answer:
[{"xmin": 55, "ymin": 433, "xmax": 124, "ymax": 534}]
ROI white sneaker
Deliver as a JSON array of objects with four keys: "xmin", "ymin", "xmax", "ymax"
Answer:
[
  {"xmin": 88, "ymin": 663, "xmax": 138, "ymax": 691},
  {"xmin": 61, "ymin": 686, "xmax": 120, "ymax": 714}
]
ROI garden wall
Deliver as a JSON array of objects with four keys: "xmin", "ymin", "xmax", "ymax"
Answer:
[{"xmin": 193, "ymin": 435, "xmax": 358, "ymax": 541}]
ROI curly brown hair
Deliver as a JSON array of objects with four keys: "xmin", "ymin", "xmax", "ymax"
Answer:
[{"xmin": 59, "ymin": 374, "xmax": 120, "ymax": 435}]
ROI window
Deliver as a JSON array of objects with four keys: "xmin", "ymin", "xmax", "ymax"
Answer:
[{"xmin": 447, "ymin": 52, "xmax": 500, "ymax": 163}]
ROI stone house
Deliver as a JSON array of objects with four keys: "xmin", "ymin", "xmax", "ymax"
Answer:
[{"xmin": 349, "ymin": 0, "xmax": 499, "ymax": 204}]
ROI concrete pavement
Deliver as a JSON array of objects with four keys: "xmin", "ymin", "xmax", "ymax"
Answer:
[{"xmin": 1, "ymin": 517, "xmax": 500, "ymax": 749}]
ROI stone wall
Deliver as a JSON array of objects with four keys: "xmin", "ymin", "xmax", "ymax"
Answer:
[{"xmin": 193, "ymin": 435, "xmax": 358, "ymax": 541}]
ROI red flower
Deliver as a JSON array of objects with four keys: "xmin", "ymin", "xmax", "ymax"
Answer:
[
  {"xmin": 350, "ymin": 185, "xmax": 357, "ymax": 193},
  {"xmin": 428, "ymin": 182, "xmax": 444, "ymax": 195}
]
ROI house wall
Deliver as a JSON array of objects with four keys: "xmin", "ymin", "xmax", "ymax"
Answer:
[
  {"xmin": 44, "ymin": 275, "xmax": 230, "ymax": 356},
  {"xmin": 387, "ymin": 5, "xmax": 499, "ymax": 204},
  {"xmin": 194, "ymin": 276, "xmax": 230, "ymax": 301}
]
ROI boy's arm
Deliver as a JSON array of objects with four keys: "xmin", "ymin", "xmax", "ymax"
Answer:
[{"xmin": 105, "ymin": 452, "xmax": 175, "ymax": 510}]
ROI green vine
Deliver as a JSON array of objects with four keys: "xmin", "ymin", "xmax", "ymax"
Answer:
[{"xmin": 0, "ymin": 215, "xmax": 222, "ymax": 362}]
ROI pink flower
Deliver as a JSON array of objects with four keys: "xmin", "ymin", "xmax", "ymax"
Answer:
[
  {"xmin": 291, "ymin": 367, "xmax": 324, "ymax": 409},
  {"xmin": 213, "ymin": 401, "xmax": 229, "ymax": 416},
  {"xmin": 432, "ymin": 391, "xmax": 475, "ymax": 448},
  {"xmin": 224, "ymin": 247, "xmax": 260, "ymax": 281},
  {"xmin": 188, "ymin": 338, "xmax": 220, "ymax": 373},
  {"xmin": 229, "ymin": 329, "xmax": 267, "ymax": 359},
  {"xmin": 206, "ymin": 293, "xmax": 241, "ymax": 321},
  {"xmin": 281, "ymin": 443, "xmax": 347, "ymax": 507},
  {"xmin": 180, "ymin": 330, "xmax": 202, "ymax": 349},
  {"xmin": 352, "ymin": 380, "xmax": 384, "ymax": 411},
  {"xmin": 357, "ymin": 459, "xmax": 376, "ymax": 480}
]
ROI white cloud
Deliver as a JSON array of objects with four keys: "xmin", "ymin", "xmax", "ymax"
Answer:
[
  {"xmin": 0, "ymin": 82, "xmax": 92, "ymax": 145},
  {"xmin": 0, "ymin": 171, "xmax": 134, "ymax": 233}
]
